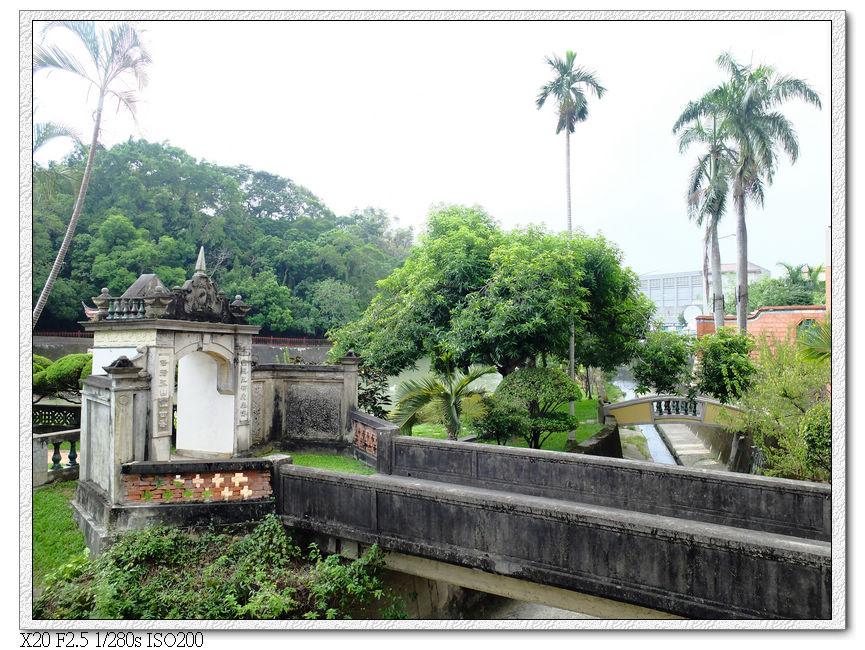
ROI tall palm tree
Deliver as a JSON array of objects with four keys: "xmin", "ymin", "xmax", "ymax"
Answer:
[
  {"xmin": 674, "ymin": 53, "xmax": 821, "ymax": 333},
  {"xmin": 391, "ymin": 362, "xmax": 496, "ymax": 440},
  {"xmin": 536, "ymin": 51, "xmax": 605, "ymax": 440},
  {"xmin": 32, "ymin": 21, "xmax": 151, "ymax": 328},
  {"xmin": 33, "ymin": 121, "xmax": 84, "ymax": 206},
  {"xmin": 675, "ymin": 114, "xmax": 734, "ymax": 330}
]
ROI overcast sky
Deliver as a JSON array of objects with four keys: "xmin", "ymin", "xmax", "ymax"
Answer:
[{"xmin": 32, "ymin": 16, "xmax": 832, "ymax": 279}]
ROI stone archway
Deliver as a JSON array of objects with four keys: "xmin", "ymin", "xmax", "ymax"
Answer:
[{"xmin": 175, "ymin": 350, "xmax": 236, "ymax": 457}]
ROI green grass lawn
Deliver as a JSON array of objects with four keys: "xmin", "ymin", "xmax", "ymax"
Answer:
[
  {"xmin": 32, "ymin": 480, "xmax": 87, "ymax": 590},
  {"xmin": 290, "ymin": 454, "xmax": 376, "ymax": 475}
]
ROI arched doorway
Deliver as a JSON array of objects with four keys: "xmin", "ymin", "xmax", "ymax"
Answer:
[{"xmin": 175, "ymin": 351, "xmax": 235, "ymax": 456}]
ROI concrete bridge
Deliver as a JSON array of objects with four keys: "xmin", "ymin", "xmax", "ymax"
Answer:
[
  {"xmin": 278, "ymin": 430, "xmax": 831, "ymax": 620},
  {"xmin": 603, "ymin": 394, "xmax": 744, "ymax": 428}
]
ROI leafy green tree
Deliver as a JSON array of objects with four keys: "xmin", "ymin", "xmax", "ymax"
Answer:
[
  {"xmin": 493, "ymin": 367, "xmax": 582, "ymax": 449},
  {"xmin": 694, "ymin": 327, "xmax": 756, "ymax": 403},
  {"xmin": 674, "ymin": 53, "xmax": 821, "ymax": 333},
  {"xmin": 221, "ymin": 268, "xmax": 293, "ymax": 335},
  {"xmin": 739, "ymin": 339, "xmax": 830, "ymax": 481},
  {"xmin": 329, "ymin": 204, "xmax": 503, "ymax": 375},
  {"xmin": 447, "ymin": 227, "xmax": 588, "ymax": 376},
  {"xmin": 33, "ymin": 21, "xmax": 151, "ymax": 328},
  {"xmin": 631, "ymin": 330, "xmax": 694, "ymax": 396},
  {"xmin": 391, "ymin": 357, "xmax": 496, "ymax": 440}
]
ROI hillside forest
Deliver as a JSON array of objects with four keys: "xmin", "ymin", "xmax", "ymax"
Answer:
[{"xmin": 33, "ymin": 139, "xmax": 414, "ymax": 336}]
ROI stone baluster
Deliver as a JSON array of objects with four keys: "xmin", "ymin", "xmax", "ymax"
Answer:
[
  {"xmin": 51, "ymin": 442, "xmax": 62, "ymax": 470},
  {"xmin": 67, "ymin": 440, "xmax": 78, "ymax": 467}
]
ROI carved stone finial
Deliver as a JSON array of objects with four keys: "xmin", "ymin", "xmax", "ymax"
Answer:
[{"xmin": 194, "ymin": 246, "xmax": 207, "ymax": 275}]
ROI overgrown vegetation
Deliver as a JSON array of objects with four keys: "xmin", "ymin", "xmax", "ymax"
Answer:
[
  {"xmin": 481, "ymin": 367, "xmax": 582, "ymax": 449},
  {"xmin": 739, "ymin": 339, "xmax": 830, "ymax": 482},
  {"xmin": 34, "ymin": 515, "xmax": 405, "ymax": 620}
]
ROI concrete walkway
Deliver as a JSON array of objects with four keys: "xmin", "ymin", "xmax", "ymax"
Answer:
[{"xmin": 654, "ymin": 423, "xmax": 727, "ymax": 470}]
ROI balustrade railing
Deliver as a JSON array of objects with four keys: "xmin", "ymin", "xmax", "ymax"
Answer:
[
  {"xmin": 104, "ymin": 297, "xmax": 148, "ymax": 320},
  {"xmin": 33, "ymin": 428, "xmax": 81, "ymax": 487},
  {"xmin": 653, "ymin": 398, "xmax": 700, "ymax": 419}
]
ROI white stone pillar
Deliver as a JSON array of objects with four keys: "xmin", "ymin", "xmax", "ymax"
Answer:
[
  {"xmin": 234, "ymin": 334, "xmax": 253, "ymax": 455},
  {"xmin": 149, "ymin": 341, "xmax": 176, "ymax": 461}
]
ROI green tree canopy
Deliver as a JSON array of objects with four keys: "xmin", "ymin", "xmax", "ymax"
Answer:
[
  {"xmin": 331, "ymin": 207, "xmax": 648, "ymax": 379},
  {"xmin": 694, "ymin": 327, "xmax": 756, "ymax": 403},
  {"xmin": 33, "ymin": 138, "xmax": 412, "ymax": 336},
  {"xmin": 631, "ymin": 330, "xmax": 694, "ymax": 396}
]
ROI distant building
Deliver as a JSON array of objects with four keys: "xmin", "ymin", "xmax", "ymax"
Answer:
[{"xmin": 639, "ymin": 262, "xmax": 770, "ymax": 325}]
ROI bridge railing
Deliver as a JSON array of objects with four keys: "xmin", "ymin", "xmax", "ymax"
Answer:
[
  {"xmin": 277, "ymin": 464, "xmax": 831, "ymax": 619},
  {"xmin": 369, "ymin": 432, "xmax": 830, "ymax": 542},
  {"xmin": 603, "ymin": 394, "xmax": 744, "ymax": 428},
  {"xmin": 33, "ymin": 428, "xmax": 80, "ymax": 487}
]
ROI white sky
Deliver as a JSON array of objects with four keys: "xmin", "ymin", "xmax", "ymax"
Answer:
[{"xmin": 31, "ymin": 16, "xmax": 833, "ymax": 279}]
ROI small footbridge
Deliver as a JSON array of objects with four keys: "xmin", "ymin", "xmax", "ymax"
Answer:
[
  {"xmin": 278, "ymin": 418, "xmax": 831, "ymax": 620},
  {"xmin": 603, "ymin": 394, "xmax": 744, "ymax": 428}
]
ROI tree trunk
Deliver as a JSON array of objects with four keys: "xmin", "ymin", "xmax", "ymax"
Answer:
[
  {"xmin": 735, "ymin": 195, "xmax": 748, "ymax": 333},
  {"xmin": 566, "ymin": 130, "xmax": 576, "ymax": 442},
  {"xmin": 710, "ymin": 220, "xmax": 725, "ymax": 331},
  {"xmin": 33, "ymin": 94, "xmax": 104, "ymax": 329},
  {"xmin": 702, "ymin": 223, "xmax": 710, "ymax": 314}
]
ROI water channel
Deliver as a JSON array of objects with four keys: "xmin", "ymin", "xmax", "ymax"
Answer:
[{"xmin": 610, "ymin": 367, "xmax": 677, "ymax": 465}]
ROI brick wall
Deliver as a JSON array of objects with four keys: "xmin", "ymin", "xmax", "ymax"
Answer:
[
  {"xmin": 695, "ymin": 305, "xmax": 827, "ymax": 349},
  {"xmin": 122, "ymin": 468, "xmax": 272, "ymax": 504}
]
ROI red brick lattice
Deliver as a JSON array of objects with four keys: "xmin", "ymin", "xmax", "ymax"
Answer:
[
  {"xmin": 122, "ymin": 470, "xmax": 272, "ymax": 504},
  {"xmin": 354, "ymin": 422, "xmax": 377, "ymax": 456}
]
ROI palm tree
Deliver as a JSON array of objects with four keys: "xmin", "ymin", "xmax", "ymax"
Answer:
[
  {"xmin": 675, "ymin": 114, "xmax": 734, "ymax": 331},
  {"xmin": 798, "ymin": 315, "xmax": 831, "ymax": 365},
  {"xmin": 536, "ymin": 51, "xmax": 605, "ymax": 439},
  {"xmin": 674, "ymin": 53, "xmax": 821, "ymax": 333},
  {"xmin": 32, "ymin": 21, "xmax": 151, "ymax": 328},
  {"xmin": 391, "ymin": 360, "xmax": 496, "ymax": 440},
  {"xmin": 33, "ymin": 121, "xmax": 84, "ymax": 206}
]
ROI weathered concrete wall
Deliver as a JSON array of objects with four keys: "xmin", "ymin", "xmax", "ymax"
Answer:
[
  {"xmin": 375, "ymin": 434, "xmax": 830, "ymax": 541},
  {"xmin": 251, "ymin": 358, "xmax": 359, "ymax": 448},
  {"xmin": 570, "ymin": 417, "xmax": 623, "ymax": 458},
  {"xmin": 277, "ymin": 465, "xmax": 831, "ymax": 619}
]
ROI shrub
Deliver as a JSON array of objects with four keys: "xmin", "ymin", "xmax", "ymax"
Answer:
[
  {"xmin": 739, "ymin": 340, "xmax": 830, "ymax": 482},
  {"xmin": 694, "ymin": 328, "xmax": 756, "ymax": 403},
  {"xmin": 801, "ymin": 400, "xmax": 831, "ymax": 476},
  {"xmin": 475, "ymin": 396, "xmax": 529, "ymax": 445},
  {"xmin": 33, "ymin": 353, "xmax": 92, "ymax": 403},
  {"xmin": 494, "ymin": 367, "xmax": 581, "ymax": 449}
]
